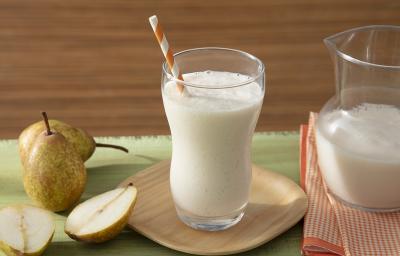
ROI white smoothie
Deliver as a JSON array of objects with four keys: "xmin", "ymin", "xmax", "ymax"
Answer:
[
  {"xmin": 162, "ymin": 71, "xmax": 263, "ymax": 217},
  {"xmin": 316, "ymin": 103, "xmax": 400, "ymax": 209}
]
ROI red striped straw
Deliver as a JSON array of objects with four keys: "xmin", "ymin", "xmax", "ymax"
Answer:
[{"xmin": 149, "ymin": 15, "xmax": 184, "ymax": 93}]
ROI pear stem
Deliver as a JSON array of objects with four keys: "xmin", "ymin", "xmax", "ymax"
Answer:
[
  {"xmin": 95, "ymin": 143, "xmax": 129, "ymax": 153},
  {"xmin": 41, "ymin": 112, "xmax": 53, "ymax": 136}
]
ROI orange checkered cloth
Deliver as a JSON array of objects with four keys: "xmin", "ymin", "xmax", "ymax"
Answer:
[{"xmin": 300, "ymin": 113, "xmax": 400, "ymax": 256}]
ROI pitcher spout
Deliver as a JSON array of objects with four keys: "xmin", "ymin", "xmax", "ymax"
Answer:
[
  {"xmin": 323, "ymin": 25, "xmax": 400, "ymax": 107},
  {"xmin": 324, "ymin": 25, "xmax": 400, "ymax": 67}
]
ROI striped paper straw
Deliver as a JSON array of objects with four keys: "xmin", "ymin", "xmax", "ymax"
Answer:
[{"xmin": 149, "ymin": 15, "xmax": 184, "ymax": 93}]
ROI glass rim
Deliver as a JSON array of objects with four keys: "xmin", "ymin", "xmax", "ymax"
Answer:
[
  {"xmin": 162, "ymin": 47, "xmax": 265, "ymax": 89},
  {"xmin": 324, "ymin": 25, "xmax": 400, "ymax": 70}
]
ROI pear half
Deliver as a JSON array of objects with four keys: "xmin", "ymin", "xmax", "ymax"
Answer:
[
  {"xmin": 65, "ymin": 184, "xmax": 137, "ymax": 243},
  {"xmin": 0, "ymin": 205, "xmax": 55, "ymax": 256}
]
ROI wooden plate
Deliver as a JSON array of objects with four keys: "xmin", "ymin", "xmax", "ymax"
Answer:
[{"xmin": 119, "ymin": 160, "xmax": 307, "ymax": 255}]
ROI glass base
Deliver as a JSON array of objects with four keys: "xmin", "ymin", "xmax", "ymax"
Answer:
[
  {"xmin": 330, "ymin": 191, "xmax": 400, "ymax": 212},
  {"xmin": 175, "ymin": 204, "xmax": 246, "ymax": 231}
]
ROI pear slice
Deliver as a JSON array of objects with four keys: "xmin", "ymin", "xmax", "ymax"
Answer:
[
  {"xmin": 65, "ymin": 184, "xmax": 137, "ymax": 243},
  {"xmin": 0, "ymin": 205, "xmax": 55, "ymax": 256}
]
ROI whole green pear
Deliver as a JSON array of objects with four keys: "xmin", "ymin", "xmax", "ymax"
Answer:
[
  {"xmin": 22, "ymin": 113, "xmax": 87, "ymax": 212},
  {"xmin": 19, "ymin": 119, "xmax": 128, "ymax": 165}
]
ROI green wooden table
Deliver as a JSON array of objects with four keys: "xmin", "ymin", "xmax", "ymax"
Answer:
[{"xmin": 0, "ymin": 132, "xmax": 302, "ymax": 255}]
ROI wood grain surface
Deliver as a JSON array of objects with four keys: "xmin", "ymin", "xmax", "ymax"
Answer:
[
  {"xmin": 119, "ymin": 160, "xmax": 307, "ymax": 255},
  {"xmin": 0, "ymin": 0, "xmax": 399, "ymax": 138}
]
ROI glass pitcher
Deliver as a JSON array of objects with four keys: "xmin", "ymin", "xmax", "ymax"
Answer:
[{"xmin": 316, "ymin": 25, "xmax": 400, "ymax": 211}]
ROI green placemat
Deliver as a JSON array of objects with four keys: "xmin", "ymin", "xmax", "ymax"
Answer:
[{"xmin": 0, "ymin": 132, "xmax": 302, "ymax": 256}]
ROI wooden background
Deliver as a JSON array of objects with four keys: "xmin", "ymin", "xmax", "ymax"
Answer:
[{"xmin": 0, "ymin": 0, "xmax": 399, "ymax": 139}]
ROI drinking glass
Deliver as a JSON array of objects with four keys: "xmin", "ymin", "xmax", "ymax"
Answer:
[{"xmin": 161, "ymin": 48, "xmax": 265, "ymax": 230}]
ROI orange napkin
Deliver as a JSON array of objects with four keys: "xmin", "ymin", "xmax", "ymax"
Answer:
[{"xmin": 300, "ymin": 113, "xmax": 400, "ymax": 256}]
